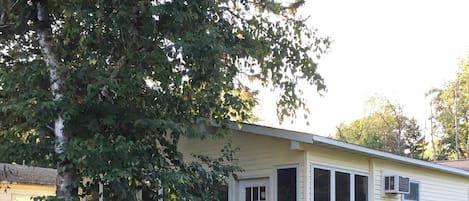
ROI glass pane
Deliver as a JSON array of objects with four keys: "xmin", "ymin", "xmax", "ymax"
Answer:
[
  {"xmin": 355, "ymin": 175, "xmax": 368, "ymax": 201},
  {"xmin": 246, "ymin": 187, "xmax": 252, "ymax": 201},
  {"xmin": 404, "ymin": 182, "xmax": 419, "ymax": 201},
  {"xmin": 384, "ymin": 177, "xmax": 389, "ymax": 190},
  {"xmin": 314, "ymin": 168, "xmax": 330, "ymax": 201},
  {"xmin": 254, "ymin": 187, "xmax": 259, "ymax": 201},
  {"xmin": 216, "ymin": 183, "xmax": 228, "ymax": 201},
  {"xmin": 260, "ymin": 186, "xmax": 266, "ymax": 201},
  {"xmin": 335, "ymin": 172, "xmax": 350, "ymax": 201},
  {"xmin": 278, "ymin": 168, "xmax": 297, "ymax": 201},
  {"xmin": 389, "ymin": 176, "xmax": 394, "ymax": 190},
  {"xmin": 142, "ymin": 187, "xmax": 155, "ymax": 201}
]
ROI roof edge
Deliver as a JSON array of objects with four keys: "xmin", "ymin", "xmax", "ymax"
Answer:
[{"xmin": 217, "ymin": 122, "xmax": 469, "ymax": 177}]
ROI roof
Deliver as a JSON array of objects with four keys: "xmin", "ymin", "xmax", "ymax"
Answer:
[
  {"xmin": 0, "ymin": 163, "xmax": 56, "ymax": 185},
  {"xmin": 436, "ymin": 160, "xmax": 469, "ymax": 171},
  {"xmin": 219, "ymin": 122, "xmax": 469, "ymax": 178}
]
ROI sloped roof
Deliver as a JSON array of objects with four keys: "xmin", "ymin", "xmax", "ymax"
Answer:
[
  {"xmin": 436, "ymin": 160, "xmax": 469, "ymax": 171},
  {"xmin": 219, "ymin": 122, "xmax": 469, "ymax": 178},
  {"xmin": 0, "ymin": 163, "xmax": 56, "ymax": 185}
]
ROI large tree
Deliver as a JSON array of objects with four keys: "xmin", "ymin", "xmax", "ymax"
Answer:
[
  {"xmin": 428, "ymin": 55, "xmax": 469, "ymax": 160},
  {"xmin": 0, "ymin": 0, "xmax": 330, "ymax": 200},
  {"xmin": 336, "ymin": 96, "xmax": 426, "ymax": 160}
]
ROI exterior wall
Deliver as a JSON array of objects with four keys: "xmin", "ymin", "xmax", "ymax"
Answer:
[
  {"xmin": 305, "ymin": 144, "xmax": 469, "ymax": 201},
  {"xmin": 305, "ymin": 144, "xmax": 371, "ymax": 201},
  {"xmin": 372, "ymin": 158, "xmax": 469, "ymax": 201},
  {"xmin": 179, "ymin": 129, "xmax": 469, "ymax": 201},
  {"xmin": 307, "ymin": 144, "xmax": 370, "ymax": 173},
  {"xmin": 0, "ymin": 183, "xmax": 55, "ymax": 201},
  {"xmin": 178, "ymin": 130, "xmax": 307, "ymax": 201}
]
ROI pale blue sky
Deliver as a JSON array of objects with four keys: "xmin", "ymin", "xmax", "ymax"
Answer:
[{"xmin": 255, "ymin": 0, "xmax": 469, "ymax": 136}]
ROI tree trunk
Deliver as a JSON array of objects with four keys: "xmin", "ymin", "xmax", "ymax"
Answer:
[
  {"xmin": 430, "ymin": 105, "xmax": 437, "ymax": 160},
  {"xmin": 454, "ymin": 73, "xmax": 460, "ymax": 159},
  {"xmin": 466, "ymin": 128, "xmax": 469, "ymax": 160},
  {"xmin": 36, "ymin": 1, "xmax": 76, "ymax": 200},
  {"xmin": 466, "ymin": 85, "xmax": 469, "ymax": 160}
]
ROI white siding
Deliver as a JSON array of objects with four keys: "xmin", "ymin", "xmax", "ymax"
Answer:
[
  {"xmin": 178, "ymin": 130, "xmax": 307, "ymax": 201},
  {"xmin": 373, "ymin": 158, "xmax": 469, "ymax": 201},
  {"xmin": 0, "ymin": 184, "xmax": 55, "ymax": 201},
  {"xmin": 306, "ymin": 145, "xmax": 370, "ymax": 173},
  {"xmin": 179, "ymin": 128, "xmax": 469, "ymax": 201}
]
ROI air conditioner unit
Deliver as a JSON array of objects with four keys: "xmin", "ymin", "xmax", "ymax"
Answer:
[{"xmin": 383, "ymin": 175, "xmax": 410, "ymax": 194}]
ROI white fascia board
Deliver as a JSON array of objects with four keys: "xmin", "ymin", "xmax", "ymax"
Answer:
[
  {"xmin": 225, "ymin": 122, "xmax": 315, "ymax": 143},
  {"xmin": 218, "ymin": 122, "xmax": 469, "ymax": 178},
  {"xmin": 310, "ymin": 135, "xmax": 469, "ymax": 177}
]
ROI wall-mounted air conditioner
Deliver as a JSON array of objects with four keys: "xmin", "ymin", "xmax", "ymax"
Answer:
[{"xmin": 383, "ymin": 175, "xmax": 410, "ymax": 194}]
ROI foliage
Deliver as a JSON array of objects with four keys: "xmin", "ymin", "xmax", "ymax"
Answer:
[
  {"xmin": 0, "ymin": 0, "xmax": 330, "ymax": 200},
  {"xmin": 428, "ymin": 55, "xmax": 469, "ymax": 160},
  {"xmin": 336, "ymin": 96, "xmax": 427, "ymax": 160}
]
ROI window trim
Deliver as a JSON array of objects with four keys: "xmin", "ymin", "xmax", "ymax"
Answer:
[
  {"xmin": 238, "ymin": 178, "xmax": 270, "ymax": 201},
  {"xmin": 402, "ymin": 181, "xmax": 420, "ymax": 201},
  {"xmin": 274, "ymin": 164, "xmax": 299, "ymax": 201},
  {"xmin": 310, "ymin": 163, "xmax": 370, "ymax": 201}
]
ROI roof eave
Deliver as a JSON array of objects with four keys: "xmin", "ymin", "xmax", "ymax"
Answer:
[
  {"xmin": 310, "ymin": 135, "xmax": 469, "ymax": 177},
  {"xmin": 220, "ymin": 122, "xmax": 469, "ymax": 178}
]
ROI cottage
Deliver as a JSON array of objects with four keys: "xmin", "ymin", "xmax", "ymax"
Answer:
[
  {"xmin": 179, "ymin": 123, "xmax": 469, "ymax": 201},
  {"xmin": 0, "ymin": 163, "xmax": 56, "ymax": 201}
]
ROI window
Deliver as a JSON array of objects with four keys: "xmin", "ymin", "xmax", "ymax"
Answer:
[
  {"xmin": 217, "ymin": 183, "xmax": 228, "ymax": 201},
  {"xmin": 142, "ymin": 188, "xmax": 154, "ymax": 201},
  {"xmin": 335, "ymin": 172, "xmax": 350, "ymax": 201},
  {"xmin": 313, "ymin": 166, "xmax": 369, "ymax": 201},
  {"xmin": 314, "ymin": 168, "xmax": 330, "ymax": 201},
  {"xmin": 403, "ymin": 182, "xmax": 419, "ymax": 201},
  {"xmin": 277, "ymin": 167, "xmax": 297, "ymax": 201},
  {"xmin": 245, "ymin": 186, "xmax": 267, "ymax": 201},
  {"xmin": 239, "ymin": 179, "xmax": 268, "ymax": 201},
  {"xmin": 355, "ymin": 175, "xmax": 368, "ymax": 201},
  {"xmin": 141, "ymin": 182, "xmax": 163, "ymax": 201}
]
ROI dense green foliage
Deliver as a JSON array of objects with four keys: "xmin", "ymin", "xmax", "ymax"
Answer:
[
  {"xmin": 336, "ymin": 55, "xmax": 469, "ymax": 161},
  {"xmin": 0, "ymin": 0, "xmax": 330, "ymax": 200},
  {"xmin": 336, "ymin": 96, "xmax": 427, "ymax": 160},
  {"xmin": 428, "ymin": 56, "xmax": 469, "ymax": 160}
]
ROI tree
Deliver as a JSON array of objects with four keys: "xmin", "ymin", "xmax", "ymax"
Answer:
[
  {"xmin": 336, "ymin": 96, "xmax": 427, "ymax": 160},
  {"xmin": 402, "ymin": 118, "xmax": 426, "ymax": 159},
  {"xmin": 0, "ymin": 0, "xmax": 330, "ymax": 200},
  {"xmin": 428, "ymin": 55, "xmax": 469, "ymax": 160}
]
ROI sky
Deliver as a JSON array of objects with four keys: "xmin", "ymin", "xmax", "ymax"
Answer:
[{"xmin": 254, "ymin": 0, "xmax": 469, "ymax": 137}]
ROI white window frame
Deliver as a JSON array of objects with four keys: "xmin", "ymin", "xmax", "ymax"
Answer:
[
  {"xmin": 310, "ymin": 163, "xmax": 369, "ymax": 201},
  {"xmin": 402, "ymin": 181, "xmax": 420, "ymax": 201},
  {"xmin": 274, "ymin": 164, "xmax": 299, "ymax": 201},
  {"xmin": 238, "ymin": 178, "xmax": 270, "ymax": 201}
]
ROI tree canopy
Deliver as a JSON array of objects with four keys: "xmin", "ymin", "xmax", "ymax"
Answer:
[
  {"xmin": 336, "ymin": 96, "xmax": 427, "ymax": 160},
  {"xmin": 0, "ymin": 0, "xmax": 330, "ymax": 200},
  {"xmin": 427, "ymin": 55, "xmax": 469, "ymax": 160}
]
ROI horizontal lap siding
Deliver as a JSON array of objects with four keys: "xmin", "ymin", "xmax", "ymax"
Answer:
[
  {"xmin": 373, "ymin": 159, "xmax": 469, "ymax": 201},
  {"xmin": 178, "ymin": 130, "xmax": 306, "ymax": 201},
  {"xmin": 306, "ymin": 144, "xmax": 371, "ymax": 201},
  {"xmin": 0, "ymin": 184, "xmax": 55, "ymax": 201},
  {"xmin": 307, "ymin": 145, "xmax": 370, "ymax": 173},
  {"xmin": 180, "ymin": 132, "xmax": 469, "ymax": 201}
]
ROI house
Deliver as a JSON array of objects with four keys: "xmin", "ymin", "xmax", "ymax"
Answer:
[
  {"xmin": 0, "ymin": 163, "xmax": 56, "ymax": 201},
  {"xmin": 178, "ymin": 123, "xmax": 469, "ymax": 201},
  {"xmin": 436, "ymin": 160, "xmax": 469, "ymax": 172}
]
